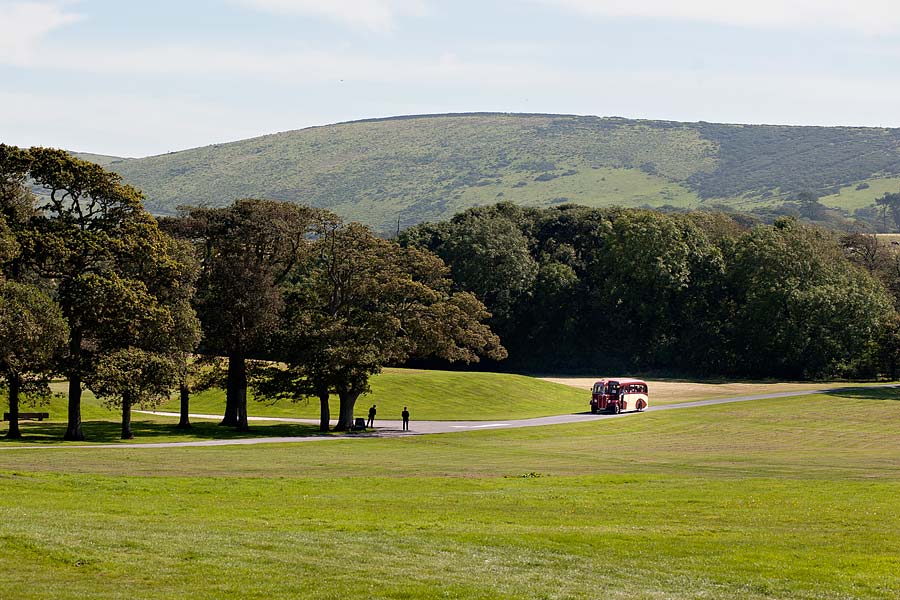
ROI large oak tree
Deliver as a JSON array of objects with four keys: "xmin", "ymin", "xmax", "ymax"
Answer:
[
  {"xmin": 1, "ymin": 145, "xmax": 199, "ymax": 440},
  {"xmin": 162, "ymin": 199, "xmax": 318, "ymax": 431},
  {"xmin": 261, "ymin": 219, "xmax": 506, "ymax": 431}
]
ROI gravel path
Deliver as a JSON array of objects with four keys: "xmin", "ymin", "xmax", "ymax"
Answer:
[{"xmin": 1, "ymin": 385, "xmax": 893, "ymax": 450}]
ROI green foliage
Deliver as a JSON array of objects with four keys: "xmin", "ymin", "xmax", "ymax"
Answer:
[
  {"xmin": 264, "ymin": 218, "xmax": 505, "ymax": 430},
  {"xmin": 406, "ymin": 203, "xmax": 895, "ymax": 378},
  {"xmin": 411, "ymin": 203, "xmax": 538, "ymax": 323},
  {"xmin": 164, "ymin": 199, "xmax": 318, "ymax": 359},
  {"xmin": 728, "ymin": 219, "xmax": 892, "ymax": 377},
  {"xmin": 88, "ymin": 347, "xmax": 179, "ymax": 409},
  {"xmin": 0, "ymin": 281, "xmax": 69, "ymax": 438},
  {"xmin": 876, "ymin": 191, "xmax": 900, "ymax": 230},
  {"xmin": 3, "ymin": 145, "xmax": 200, "ymax": 440},
  {"xmin": 0, "ymin": 281, "xmax": 68, "ymax": 378}
]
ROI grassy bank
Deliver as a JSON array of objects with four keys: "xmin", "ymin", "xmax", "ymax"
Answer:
[{"xmin": 158, "ymin": 368, "xmax": 588, "ymax": 422}]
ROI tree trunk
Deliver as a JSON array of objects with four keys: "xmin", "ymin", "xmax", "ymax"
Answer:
[
  {"xmin": 176, "ymin": 383, "xmax": 191, "ymax": 429},
  {"xmin": 318, "ymin": 390, "xmax": 330, "ymax": 432},
  {"xmin": 236, "ymin": 387, "xmax": 249, "ymax": 432},
  {"xmin": 220, "ymin": 353, "xmax": 242, "ymax": 427},
  {"xmin": 334, "ymin": 389, "xmax": 361, "ymax": 431},
  {"xmin": 64, "ymin": 373, "xmax": 84, "ymax": 441},
  {"xmin": 121, "ymin": 392, "xmax": 134, "ymax": 440},
  {"xmin": 5, "ymin": 373, "xmax": 21, "ymax": 440},
  {"xmin": 64, "ymin": 333, "xmax": 85, "ymax": 441}
]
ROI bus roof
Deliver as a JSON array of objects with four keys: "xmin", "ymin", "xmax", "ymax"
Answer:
[{"xmin": 605, "ymin": 378, "xmax": 647, "ymax": 386}]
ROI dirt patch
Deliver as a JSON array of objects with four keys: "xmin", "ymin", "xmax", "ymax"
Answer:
[{"xmin": 540, "ymin": 378, "xmax": 856, "ymax": 406}]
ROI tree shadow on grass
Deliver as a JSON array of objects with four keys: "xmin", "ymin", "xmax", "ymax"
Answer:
[
  {"xmin": 0, "ymin": 418, "xmax": 324, "ymax": 445},
  {"xmin": 822, "ymin": 387, "xmax": 900, "ymax": 402}
]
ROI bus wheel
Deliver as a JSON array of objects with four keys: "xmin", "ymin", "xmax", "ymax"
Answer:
[{"xmin": 611, "ymin": 403, "xmax": 620, "ymax": 415}]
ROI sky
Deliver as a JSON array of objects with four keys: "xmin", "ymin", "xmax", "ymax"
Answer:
[{"xmin": 3, "ymin": 0, "xmax": 900, "ymax": 157}]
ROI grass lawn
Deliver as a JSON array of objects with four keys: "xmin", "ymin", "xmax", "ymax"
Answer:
[
  {"xmin": 0, "ymin": 371, "xmax": 886, "ymax": 445},
  {"xmin": 0, "ymin": 387, "xmax": 898, "ymax": 598},
  {"xmin": 0, "ymin": 369, "xmax": 588, "ymax": 444},
  {"xmin": 156, "ymin": 368, "xmax": 589, "ymax": 422}
]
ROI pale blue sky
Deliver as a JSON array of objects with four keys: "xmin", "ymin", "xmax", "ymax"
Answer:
[{"xmin": 3, "ymin": 0, "xmax": 900, "ymax": 157}]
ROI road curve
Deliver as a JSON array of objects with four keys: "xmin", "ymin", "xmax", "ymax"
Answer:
[{"xmin": 1, "ymin": 385, "xmax": 894, "ymax": 450}]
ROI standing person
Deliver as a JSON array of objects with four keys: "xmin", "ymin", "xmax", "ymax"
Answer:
[
  {"xmin": 401, "ymin": 406, "xmax": 410, "ymax": 431},
  {"xmin": 367, "ymin": 404, "xmax": 377, "ymax": 428}
]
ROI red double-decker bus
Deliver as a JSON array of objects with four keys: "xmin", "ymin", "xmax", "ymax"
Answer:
[{"xmin": 590, "ymin": 378, "xmax": 649, "ymax": 414}]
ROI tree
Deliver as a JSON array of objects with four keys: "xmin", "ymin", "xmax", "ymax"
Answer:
[
  {"xmin": 840, "ymin": 232, "xmax": 887, "ymax": 275},
  {"xmin": 876, "ymin": 192, "xmax": 900, "ymax": 231},
  {"xmin": 796, "ymin": 190, "xmax": 828, "ymax": 221},
  {"xmin": 411, "ymin": 203, "xmax": 538, "ymax": 325},
  {"xmin": 173, "ymin": 356, "xmax": 223, "ymax": 430},
  {"xmin": 87, "ymin": 234, "xmax": 201, "ymax": 439},
  {"xmin": 0, "ymin": 281, "xmax": 68, "ymax": 438},
  {"xmin": 0, "ymin": 152, "xmax": 69, "ymax": 438},
  {"xmin": 727, "ymin": 218, "xmax": 893, "ymax": 377},
  {"xmin": 262, "ymin": 220, "xmax": 506, "ymax": 431},
  {"xmin": 585, "ymin": 210, "xmax": 726, "ymax": 369},
  {"xmin": 162, "ymin": 199, "xmax": 318, "ymax": 431},
  {"xmin": 3, "ymin": 145, "xmax": 196, "ymax": 440},
  {"xmin": 88, "ymin": 348, "xmax": 179, "ymax": 439}
]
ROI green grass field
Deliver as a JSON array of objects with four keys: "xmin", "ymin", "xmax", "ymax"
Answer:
[
  {"xmin": 157, "ymin": 368, "xmax": 588, "ymax": 423},
  {"xmin": 0, "ymin": 369, "xmax": 587, "ymax": 444},
  {"xmin": 820, "ymin": 177, "xmax": 900, "ymax": 211},
  {"xmin": 0, "ymin": 383, "xmax": 898, "ymax": 598},
  {"xmin": 449, "ymin": 166, "xmax": 701, "ymax": 215},
  {"xmin": 0, "ymin": 370, "xmax": 880, "ymax": 445}
]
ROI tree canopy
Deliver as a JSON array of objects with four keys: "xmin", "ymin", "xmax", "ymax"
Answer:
[
  {"xmin": 1, "ymin": 145, "xmax": 200, "ymax": 440},
  {"xmin": 404, "ymin": 203, "xmax": 896, "ymax": 378},
  {"xmin": 259, "ymin": 218, "xmax": 506, "ymax": 431}
]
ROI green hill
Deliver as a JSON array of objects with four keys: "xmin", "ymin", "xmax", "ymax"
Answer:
[{"xmin": 74, "ymin": 113, "xmax": 900, "ymax": 232}]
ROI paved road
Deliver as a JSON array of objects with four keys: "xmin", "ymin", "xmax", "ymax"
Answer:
[{"xmin": 1, "ymin": 385, "xmax": 894, "ymax": 450}]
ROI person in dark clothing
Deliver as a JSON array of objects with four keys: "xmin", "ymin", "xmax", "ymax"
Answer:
[
  {"xmin": 401, "ymin": 406, "xmax": 410, "ymax": 431},
  {"xmin": 367, "ymin": 404, "xmax": 377, "ymax": 428}
]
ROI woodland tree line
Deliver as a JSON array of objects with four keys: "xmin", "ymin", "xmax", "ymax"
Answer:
[
  {"xmin": 0, "ymin": 146, "xmax": 503, "ymax": 440},
  {"xmin": 401, "ymin": 202, "xmax": 900, "ymax": 378},
  {"xmin": 2, "ymin": 145, "xmax": 899, "ymax": 441}
]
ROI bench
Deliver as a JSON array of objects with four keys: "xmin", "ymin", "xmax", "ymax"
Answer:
[{"xmin": 3, "ymin": 412, "xmax": 49, "ymax": 421}]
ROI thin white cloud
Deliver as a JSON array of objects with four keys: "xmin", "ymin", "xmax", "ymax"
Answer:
[
  {"xmin": 0, "ymin": 40, "xmax": 563, "ymax": 88},
  {"xmin": 538, "ymin": 0, "xmax": 900, "ymax": 35},
  {"xmin": 0, "ymin": 1, "xmax": 82, "ymax": 60},
  {"xmin": 233, "ymin": 0, "xmax": 427, "ymax": 31}
]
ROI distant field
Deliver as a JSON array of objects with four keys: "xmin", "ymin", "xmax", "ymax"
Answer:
[
  {"xmin": 0, "ymin": 389, "xmax": 898, "ymax": 598},
  {"xmin": 541, "ymin": 377, "xmax": 870, "ymax": 406},
  {"xmin": 821, "ymin": 177, "xmax": 900, "ymax": 211},
  {"xmin": 449, "ymin": 165, "xmax": 701, "ymax": 214},
  {"xmin": 876, "ymin": 233, "xmax": 900, "ymax": 244}
]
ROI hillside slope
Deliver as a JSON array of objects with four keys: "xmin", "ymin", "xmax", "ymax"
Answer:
[{"xmin": 80, "ymin": 113, "xmax": 900, "ymax": 232}]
